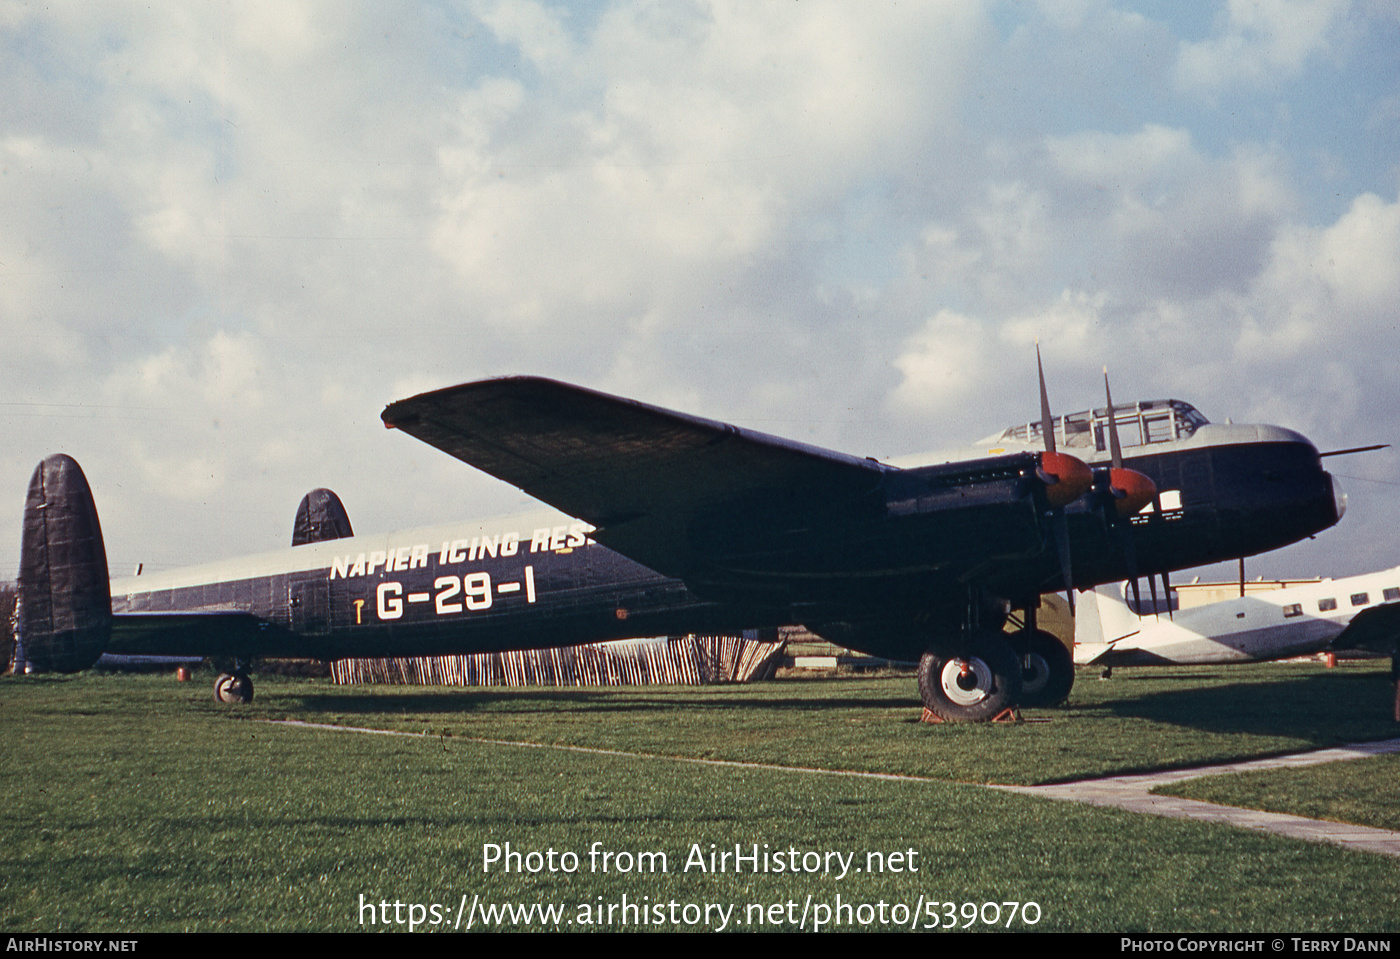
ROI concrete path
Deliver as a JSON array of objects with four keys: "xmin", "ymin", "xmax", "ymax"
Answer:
[{"xmin": 991, "ymin": 738, "xmax": 1400, "ymax": 858}]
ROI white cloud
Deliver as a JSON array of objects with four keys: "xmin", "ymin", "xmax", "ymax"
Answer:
[
  {"xmin": 429, "ymin": 1, "xmax": 988, "ymax": 332},
  {"xmin": 1040, "ymin": 125, "xmax": 1295, "ymax": 299},
  {"xmin": 889, "ymin": 309, "xmax": 991, "ymax": 412},
  {"xmin": 1175, "ymin": 0, "xmax": 1352, "ymax": 92},
  {"xmin": 470, "ymin": 0, "xmax": 575, "ymax": 73}
]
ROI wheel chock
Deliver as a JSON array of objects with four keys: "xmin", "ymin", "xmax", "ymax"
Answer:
[{"xmin": 920, "ymin": 706, "xmax": 1023, "ymax": 724}]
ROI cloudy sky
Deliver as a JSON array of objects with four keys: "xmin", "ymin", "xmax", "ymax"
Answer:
[{"xmin": 2, "ymin": 0, "xmax": 1398, "ymax": 588}]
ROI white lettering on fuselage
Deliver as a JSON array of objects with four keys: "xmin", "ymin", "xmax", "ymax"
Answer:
[
  {"xmin": 329, "ymin": 524, "xmax": 591, "ymax": 581},
  {"xmin": 380, "ymin": 566, "xmax": 537, "ymax": 621}
]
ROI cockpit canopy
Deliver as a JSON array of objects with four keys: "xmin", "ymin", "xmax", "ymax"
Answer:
[{"xmin": 987, "ymin": 399, "xmax": 1209, "ymax": 454}]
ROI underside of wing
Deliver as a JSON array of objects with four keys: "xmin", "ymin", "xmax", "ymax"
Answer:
[
  {"xmin": 382, "ymin": 377, "xmax": 885, "ymax": 524},
  {"xmin": 109, "ymin": 611, "xmax": 272, "ymax": 657},
  {"xmin": 382, "ymin": 377, "xmax": 889, "ymax": 577},
  {"xmin": 1332, "ymin": 602, "xmax": 1400, "ymax": 654}
]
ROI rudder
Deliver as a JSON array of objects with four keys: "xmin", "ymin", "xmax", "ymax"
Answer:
[
  {"xmin": 1074, "ymin": 582, "xmax": 1144, "ymax": 647},
  {"xmin": 17, "ymin": 455, "xmax": 112, "ymax": 672},
  {"xmin": 291, "ymin": 488, "xmax": 353, "ymax": 546}
]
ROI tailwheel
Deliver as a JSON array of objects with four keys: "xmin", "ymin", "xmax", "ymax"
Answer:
[
  {"xmin": 214, "ymin": 672, "xmax": 254, "ymax": 705},
  {"xmin": 918, "ymin": 633, "xmax": 1022, "ymax": 723},
  {"xmin": 1018, "ymin": 629, "xmax": 1075, "ymax": 708}
]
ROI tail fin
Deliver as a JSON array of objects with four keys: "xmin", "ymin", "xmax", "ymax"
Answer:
[
  {"xmin": 291, "ymin": 488, "xmax": 354, "ymax": 546},
  {"xmin": 1074, "ymin": 582, "xmax": 1144, "ymax": 648},
  {"xmin": 17, "ymin": 455, "xmax": 112, "ymax": 672}
]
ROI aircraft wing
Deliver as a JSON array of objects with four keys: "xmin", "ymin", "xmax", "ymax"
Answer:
[
  {"xmin": 1332, "ymin": 602, "xmax": 1400, "ymax": 654},
  {"xmin": 381, "ymin": 377, "xmax": 891, "ymax": 576}
]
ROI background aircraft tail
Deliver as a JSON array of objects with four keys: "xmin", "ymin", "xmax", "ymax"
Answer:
[
  {"xmin": 1073, "ymin": 582, "xmax": 1146, "ymax": 654},
  {"xmin": 16, "ymin": 455, "xmax": 112, "ymax": 672}
]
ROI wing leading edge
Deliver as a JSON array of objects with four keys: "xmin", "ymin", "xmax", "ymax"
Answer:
[{"xmin": 381, "ymin": 377, "xmax": 890, "ymax": 578}]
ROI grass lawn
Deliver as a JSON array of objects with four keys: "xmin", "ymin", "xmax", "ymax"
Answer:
[
  {"xmin": 1, "ymin": 663, "xmax": 1397, "ymax": 933},
  {"xmin": 258, "ymin": 659, "xmax": 1400, "ymax": 785}
]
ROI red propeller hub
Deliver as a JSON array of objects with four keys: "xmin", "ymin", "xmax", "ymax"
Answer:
[
  {"xmin": 1108, "ymin": 468, "xmax": 1157, "ymax": 517},
  {"xmin": 1038, "ymin": 451, "xmax": 1093, "ymax": 507}
]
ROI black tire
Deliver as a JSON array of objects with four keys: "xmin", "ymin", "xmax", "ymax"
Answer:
[
  {"xmin": 214, "ymin": 672, "xmax": 254, "ymax": 705},
  {"xmin": 917, "ymin": 634, "xmax": 1022, "ymax": 722},
  {"xmin": 1019, "ymin": 629, "xmax": 1075, "ymax": 708}
]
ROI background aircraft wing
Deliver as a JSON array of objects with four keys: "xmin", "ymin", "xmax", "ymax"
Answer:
[{"xmin": 381, "ymin": 377, "xmax": 890, "ymax": 576}]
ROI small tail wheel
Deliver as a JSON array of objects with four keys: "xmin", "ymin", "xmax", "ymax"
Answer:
[{"xmin": 214, "ymin": 672, "xmax": 254, "ymax": 704}]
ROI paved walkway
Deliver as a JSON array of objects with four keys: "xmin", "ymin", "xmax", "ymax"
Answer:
[{"xmin": 991, "ymin": 737, "xmax": 1400, "ymax": 858}]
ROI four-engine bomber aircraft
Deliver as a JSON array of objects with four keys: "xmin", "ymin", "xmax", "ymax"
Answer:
[{"xmin": 15, "ymin": 373, "xmax": 1346, "ymax": 721}]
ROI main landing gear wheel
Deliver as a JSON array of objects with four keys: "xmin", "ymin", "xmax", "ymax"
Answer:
[
  {"xmin": 917, "ymin": 635, "xmax": 1022, "ymax": 723},
  {"xmin": 214, "ymin": 672, "xmax": 254, "ymax": 704},
  {"xmin": 1018, "ymin": 629, "xmax": 1075, "ymax": 708}
]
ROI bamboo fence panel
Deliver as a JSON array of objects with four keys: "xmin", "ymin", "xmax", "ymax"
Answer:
[{"xmin": 330, "ymin": 634, "xmax": 784, "ymax": 687}]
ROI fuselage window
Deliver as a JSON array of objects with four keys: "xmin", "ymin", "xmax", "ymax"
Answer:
[
  {"xmin": 1282, "ymin": 604, "xmax": 1302, "ymax": 618},
  {"xmin": 1384, "ymin": 587, "xmax": 1400, "ymax": 602},
  {"xmin": 1350, "ymin": 592, "xmax": 1370, "ymax": 607},
  {"xmin": 1318, "ymin": 598, "xmax": 1338, "ymax": 612}
]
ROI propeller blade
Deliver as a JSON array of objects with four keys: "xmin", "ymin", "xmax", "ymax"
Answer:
[
  {"xmin": 1103, "ymin": 366, "xmax": 1122, "ymax": 469},
  {"xmin": 1161, "ymin": 568, "xmax": 1174, "ymax": 620},
  {"xmin": 1055, "ymin": 510, "xmax": 1075, "ymax": 617},
  {"xmin": 1147, "ymin": 570, "xmax": 1160, "ymax": 620},
  {"xmin": 1037, "ymin": 341, "xmax": 1056, "ymax": 453},
  {"xmin": 1119, "ymin": 520, "xmax": 1142, "ymax": 613},
  {"xmin": 1104, "ymin": 366, "xmax": 1150, "ymax": 610},
  {"xmin": 1036, "ymin": 342, "xmax": 1074, "ymax": 615},
  {"xmin": 1127, "ymin": 566, "xmax": 1143, "ymax": 614}
]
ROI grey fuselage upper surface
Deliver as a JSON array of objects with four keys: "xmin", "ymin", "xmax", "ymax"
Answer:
[{"xmin": 107, "ymin": 512, "xmax": 727, "ymax": 660}]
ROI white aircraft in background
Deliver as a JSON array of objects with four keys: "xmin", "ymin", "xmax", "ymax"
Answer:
[{"xmin": 1074, "ymin": 567, "xmax": 1400, "ymax": 670}]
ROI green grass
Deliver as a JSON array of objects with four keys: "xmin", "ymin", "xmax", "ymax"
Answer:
[
  {"xmin": 258, "ymin": 660, "xmax": 1399, "ymax": 785},
  {"xmin": 1, "ymin": 664, "xmax": 1398, "ymax": 933},
  {"xmin": 1156, "ymin": 753, "xmax": 1400, "ymax": 833}
]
